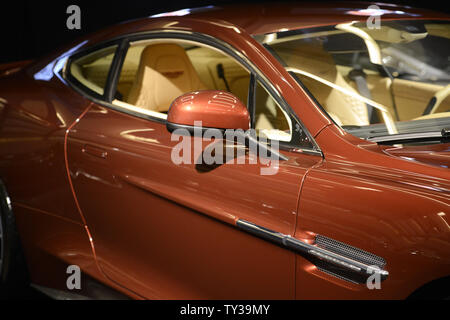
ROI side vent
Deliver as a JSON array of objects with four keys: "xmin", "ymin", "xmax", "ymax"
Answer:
[
  {"xmin": 312, "ymin": 234, "xmax": 386, "ymax": 284},
  {"xmin": 236, "ymin": 219, "xmax": 389, "ymax": 285}
]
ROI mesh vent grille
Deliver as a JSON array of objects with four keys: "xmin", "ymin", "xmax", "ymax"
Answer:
[{"xmin": 315, "ymin": 234, "xmax": 386, "ymax": 268}]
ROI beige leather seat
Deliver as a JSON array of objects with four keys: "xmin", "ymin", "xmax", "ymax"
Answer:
[
  {"xmin": 127, "ymin": 43, "xmax": 207, "ymax": 112},
  {"xmin": 275, "ymin": 41, "xmax": 370, "ymax": 126}
]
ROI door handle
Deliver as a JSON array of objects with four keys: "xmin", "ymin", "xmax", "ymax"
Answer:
[{"xmin": 82, "ymin": 144, "xmax": 108, "ymax": 159}]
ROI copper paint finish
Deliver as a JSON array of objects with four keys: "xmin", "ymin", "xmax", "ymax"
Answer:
[
  {"xmin": 0, "ymin": 2, "xmax": 448, "ymax": 299},
  {"xmin": 167, "ymin": 90, "xmax": 250, "ymax": 130},
  {"xmin": 65, "ymin": 104, "xmax": 319, "ymax": 298},
  {"xmin": 382, "ymin": 143, "xmax": 450, "ymax": 169}
]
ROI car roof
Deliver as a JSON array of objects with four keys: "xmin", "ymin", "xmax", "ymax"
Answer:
[
  {"xmin": 30, "ymin": 1, "xmax": 449, "ymax": 73},
  {"xmin": 148, "ymin": 1, "xmax": 449, "ymax": 35}
]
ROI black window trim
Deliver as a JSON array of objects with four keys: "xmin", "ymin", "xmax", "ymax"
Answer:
[
  {"xmin": 64, "ymin": 40, "xmax": 122, "ymax": 102},
  {"xmin": 62, "ymin": 29, "xmax": 322, "ymax": 155},
  {"xmin": 105, "ymin": 39, "xmax": 129, "ymax": 102}
]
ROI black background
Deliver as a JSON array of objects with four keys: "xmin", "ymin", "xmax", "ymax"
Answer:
[{"xmin": 0, "ymin": 0, "xmax": 448, "ymax": 64}]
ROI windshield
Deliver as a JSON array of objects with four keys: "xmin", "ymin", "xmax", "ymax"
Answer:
[{"xmin": 258, "ymin": 20, "xmax": 450, "ymax": 144}]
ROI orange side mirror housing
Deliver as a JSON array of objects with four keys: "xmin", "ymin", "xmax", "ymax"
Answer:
[{"xmin": 166, "ymin": 90, "xmax": 250, "ymax": 133}]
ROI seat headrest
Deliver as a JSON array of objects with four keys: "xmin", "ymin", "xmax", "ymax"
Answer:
[
  {"xmin": 275, "ymin": 41, "xmax": 337, "ymax": 80},
  {"xmin": 127, "ymin": 43, "xmax": 206, "ymax": 112}
]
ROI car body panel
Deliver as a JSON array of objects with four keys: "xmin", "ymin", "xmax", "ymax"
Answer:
[
  {"xmin": 0, "ymin": 70, "xmax": 88, "ymax": 224},
  {"xmin": 66, "ymin": 103, "xmax": 321, "ymax": 298},
  {"xmin": 0, "ymin": 2, "xmax": 448, "ymax": 299},
  {"xmin": 381, "ymin": 143, "xmax": 450, "ymax": 169}
]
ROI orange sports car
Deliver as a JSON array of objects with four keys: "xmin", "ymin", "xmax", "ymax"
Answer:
[{"xmin": 0, "ymin": 2, "xmax": 449, "ymax": 299}]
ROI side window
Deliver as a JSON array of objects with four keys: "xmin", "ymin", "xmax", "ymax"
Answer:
[
  {"xmin": 69, "ymin": 45, "xmax": 118, "ymax": 96},
  {"xmin": 112, "ymin": 40, "xmax": 251, "ymax": 119},
  {"xmin": 254, "ymin": 80, "xmax": 292, "ymax": 142},
  {"xmin": 68, "ymin": 40, "xmax": 298, "ymax": 145}
]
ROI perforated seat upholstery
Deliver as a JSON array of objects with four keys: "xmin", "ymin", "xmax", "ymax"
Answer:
[{"xmin": 127, "ymin": 43, "xmax": 207, "ymax": 112}]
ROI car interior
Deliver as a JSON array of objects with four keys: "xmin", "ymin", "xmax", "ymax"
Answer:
[
  {"xmin": 70, "ymin": 45, "xmax": 117, "ymax": 96},
  {"xmin": 69, "ymin": 39, "xmax": 293, "ymax": 141},
  {"xmin": 263, "ymin": 22, "xmax": 450, "ymax": 130}
]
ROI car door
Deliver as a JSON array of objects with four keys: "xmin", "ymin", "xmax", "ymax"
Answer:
[{"xmin": 65, "ymin": 33, "xmax": 323, "ymax": 299}]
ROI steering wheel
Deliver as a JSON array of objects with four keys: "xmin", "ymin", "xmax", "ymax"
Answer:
[{"xmin": 423, "ymin": 84, "xmax": 450, "ymax": 115}]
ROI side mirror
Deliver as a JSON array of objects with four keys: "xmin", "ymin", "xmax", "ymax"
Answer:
[
  {"xmin": 166, "ymin": 90, "xmax": 287, "ymax": 161},
  {"xmin": 166, "ymin": 90, "xmax": 250, "ymax": 133}
]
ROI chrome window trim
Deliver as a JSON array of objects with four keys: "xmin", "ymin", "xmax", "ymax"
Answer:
[{"xmin": 368, "ymin": 131, "xmax": 443, "ymax": 143}]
